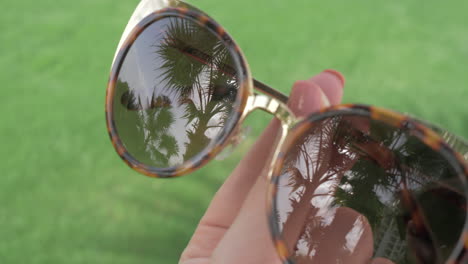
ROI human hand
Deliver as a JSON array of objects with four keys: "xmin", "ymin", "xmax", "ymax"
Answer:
[{"xmin": 179, "ymin": 70, "xmax": 395, "ymax": 264}]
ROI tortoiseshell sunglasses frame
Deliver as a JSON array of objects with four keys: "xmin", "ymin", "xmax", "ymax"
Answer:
[{"xmin": 105, "ymin": 0, "xmax": 468, "ymax": 263}]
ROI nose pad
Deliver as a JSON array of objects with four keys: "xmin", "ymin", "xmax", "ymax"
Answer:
[{"xmin": 215, "ymin": 125, "xmax": 252, "ymax": 161}]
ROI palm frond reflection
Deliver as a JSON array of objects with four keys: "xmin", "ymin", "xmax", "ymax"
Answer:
[
  {"xmin": 114, "ymin": 16, "xmax": 239, "ymax": 168},
  {"xmin": 155, "ymin": 17, "xmax": 238, "ymax": 161},
  {"xmin": 276, "ymin": 116, "xmax": 466, "ymax": 263}
]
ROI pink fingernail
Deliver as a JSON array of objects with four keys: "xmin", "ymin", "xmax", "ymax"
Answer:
[
  {"xmin": 323, "ymin": 69, "xmax": 346, "ymax": 87},
  {"xmin": 308, "ymin": 69, "xmax": 345, "ymax": 105},
  {"xmin": 288, "ymin": 80, "xmax": 329, "ymax": 117}
]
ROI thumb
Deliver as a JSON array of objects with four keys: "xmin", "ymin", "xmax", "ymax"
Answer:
[{"xmin": 211, "ymin": 70, "xmax": 344, "ymax": 264}]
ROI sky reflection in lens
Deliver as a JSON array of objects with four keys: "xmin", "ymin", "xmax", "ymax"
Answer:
[
  {"xmin": 275, "ymin": 116, "xmax": 466, "ymax": 264},
  {"xmin": 112, "ymin": 16, "xmax": 240, "ymax": 168}
]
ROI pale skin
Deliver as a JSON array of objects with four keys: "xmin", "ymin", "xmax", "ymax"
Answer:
[{"xmin": 179, "ymin": 70, "xmax": 395, "ymax": 264}]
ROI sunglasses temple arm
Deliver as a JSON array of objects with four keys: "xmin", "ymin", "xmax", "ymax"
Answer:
[
  {"xmin": 253, "ymin": 79, "xmax": 468, "ymax": 162},
  {"xmin": 253, "ymin": 79, "xmax": 289, "ymax": 104}
]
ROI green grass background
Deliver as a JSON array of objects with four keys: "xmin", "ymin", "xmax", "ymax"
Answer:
[{"xmin": 1, "ymin": 0, "xmax": 467, "ymax": 263}]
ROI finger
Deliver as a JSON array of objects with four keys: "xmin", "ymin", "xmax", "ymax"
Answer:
[
  {"xmin": 209, "ymin": 71, "xmax": 344, "ymax": 263},
  {"xmin": 198, "ymin": 70, "xmax": 345, "ymax": 228},
  {"xmin": 180, "ymin": 70, "xmax": 345, "ymax": 263},
  {"xmin": 371, "ymin": 258, "xmax": 397, "ymax": 264},
  {"xmin": 297, "ymin": 207, "xmax": 373, "ymax": 264},
  {"xmin": 310, "ymin": 69, "xmax": 345, "ymax": 105}
]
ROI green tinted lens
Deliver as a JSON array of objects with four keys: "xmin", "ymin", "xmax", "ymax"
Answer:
[{"xmin": 112, "ymin": 16, "xmax": 241, "ymax": 169}]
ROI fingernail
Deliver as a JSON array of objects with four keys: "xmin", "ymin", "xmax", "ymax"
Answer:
[
  {"xmin": 322, "ymin": 69, "xmax": 346, "ymax": 87},
  {"xmin": 309, "ymin": 69, "xmax": 345, "ymax": 105},
  {"xmin": 288, "ymin": 80, "xmax": 329, "ymax": 117}
]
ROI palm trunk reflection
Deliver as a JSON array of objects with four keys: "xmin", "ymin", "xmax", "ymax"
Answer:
[{"xmin": 276, "ymin": 116, "xmax": 466, "ymax": 263}]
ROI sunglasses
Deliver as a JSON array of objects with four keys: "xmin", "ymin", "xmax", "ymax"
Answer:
[{"xmin": 105, "ymin": 0, "xmax": 468, "ymax": 263}]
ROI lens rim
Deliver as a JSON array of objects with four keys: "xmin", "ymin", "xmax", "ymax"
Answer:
[
  {"xmin": 105, "ymin": 7, "xmax": 252, "ymax": 178},
  {"xmin": 268, "ymin": 104, "xmax": 468, "ymax": 263}
]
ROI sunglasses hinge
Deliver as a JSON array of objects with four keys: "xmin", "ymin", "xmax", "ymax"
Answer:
[{"xmin": 245, "ymin": 94, "xmax": 297, "ymax": 128}]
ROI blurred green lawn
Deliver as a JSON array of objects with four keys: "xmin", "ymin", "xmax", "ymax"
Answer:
[{"xmin": 1, "ymin": 0, "xmax": 467, "ymax": 263}]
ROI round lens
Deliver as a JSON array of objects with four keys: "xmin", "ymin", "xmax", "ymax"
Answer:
[
  {"xmin": 111, "ymin": 15, "xmax": 242, "ymax": 169},
  {"xmin": 274, "ymin": 114, "xmax": 466, "ymax": 263}
]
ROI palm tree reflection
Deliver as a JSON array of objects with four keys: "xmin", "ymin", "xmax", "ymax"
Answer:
[
  {"xmin": 116, "ymin": 81, "xmax": 179, "ymax": 167},
  {"xmin": 116, "ymin": 16, "xmax": 238, "ymax": 167},
  {"xmin": 277, "ymin": 116, "xmax": 465, "ymax": 263},
  {"xmin": 155, "ymin": 17, "xmax": 238, "ymax": 162}
]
